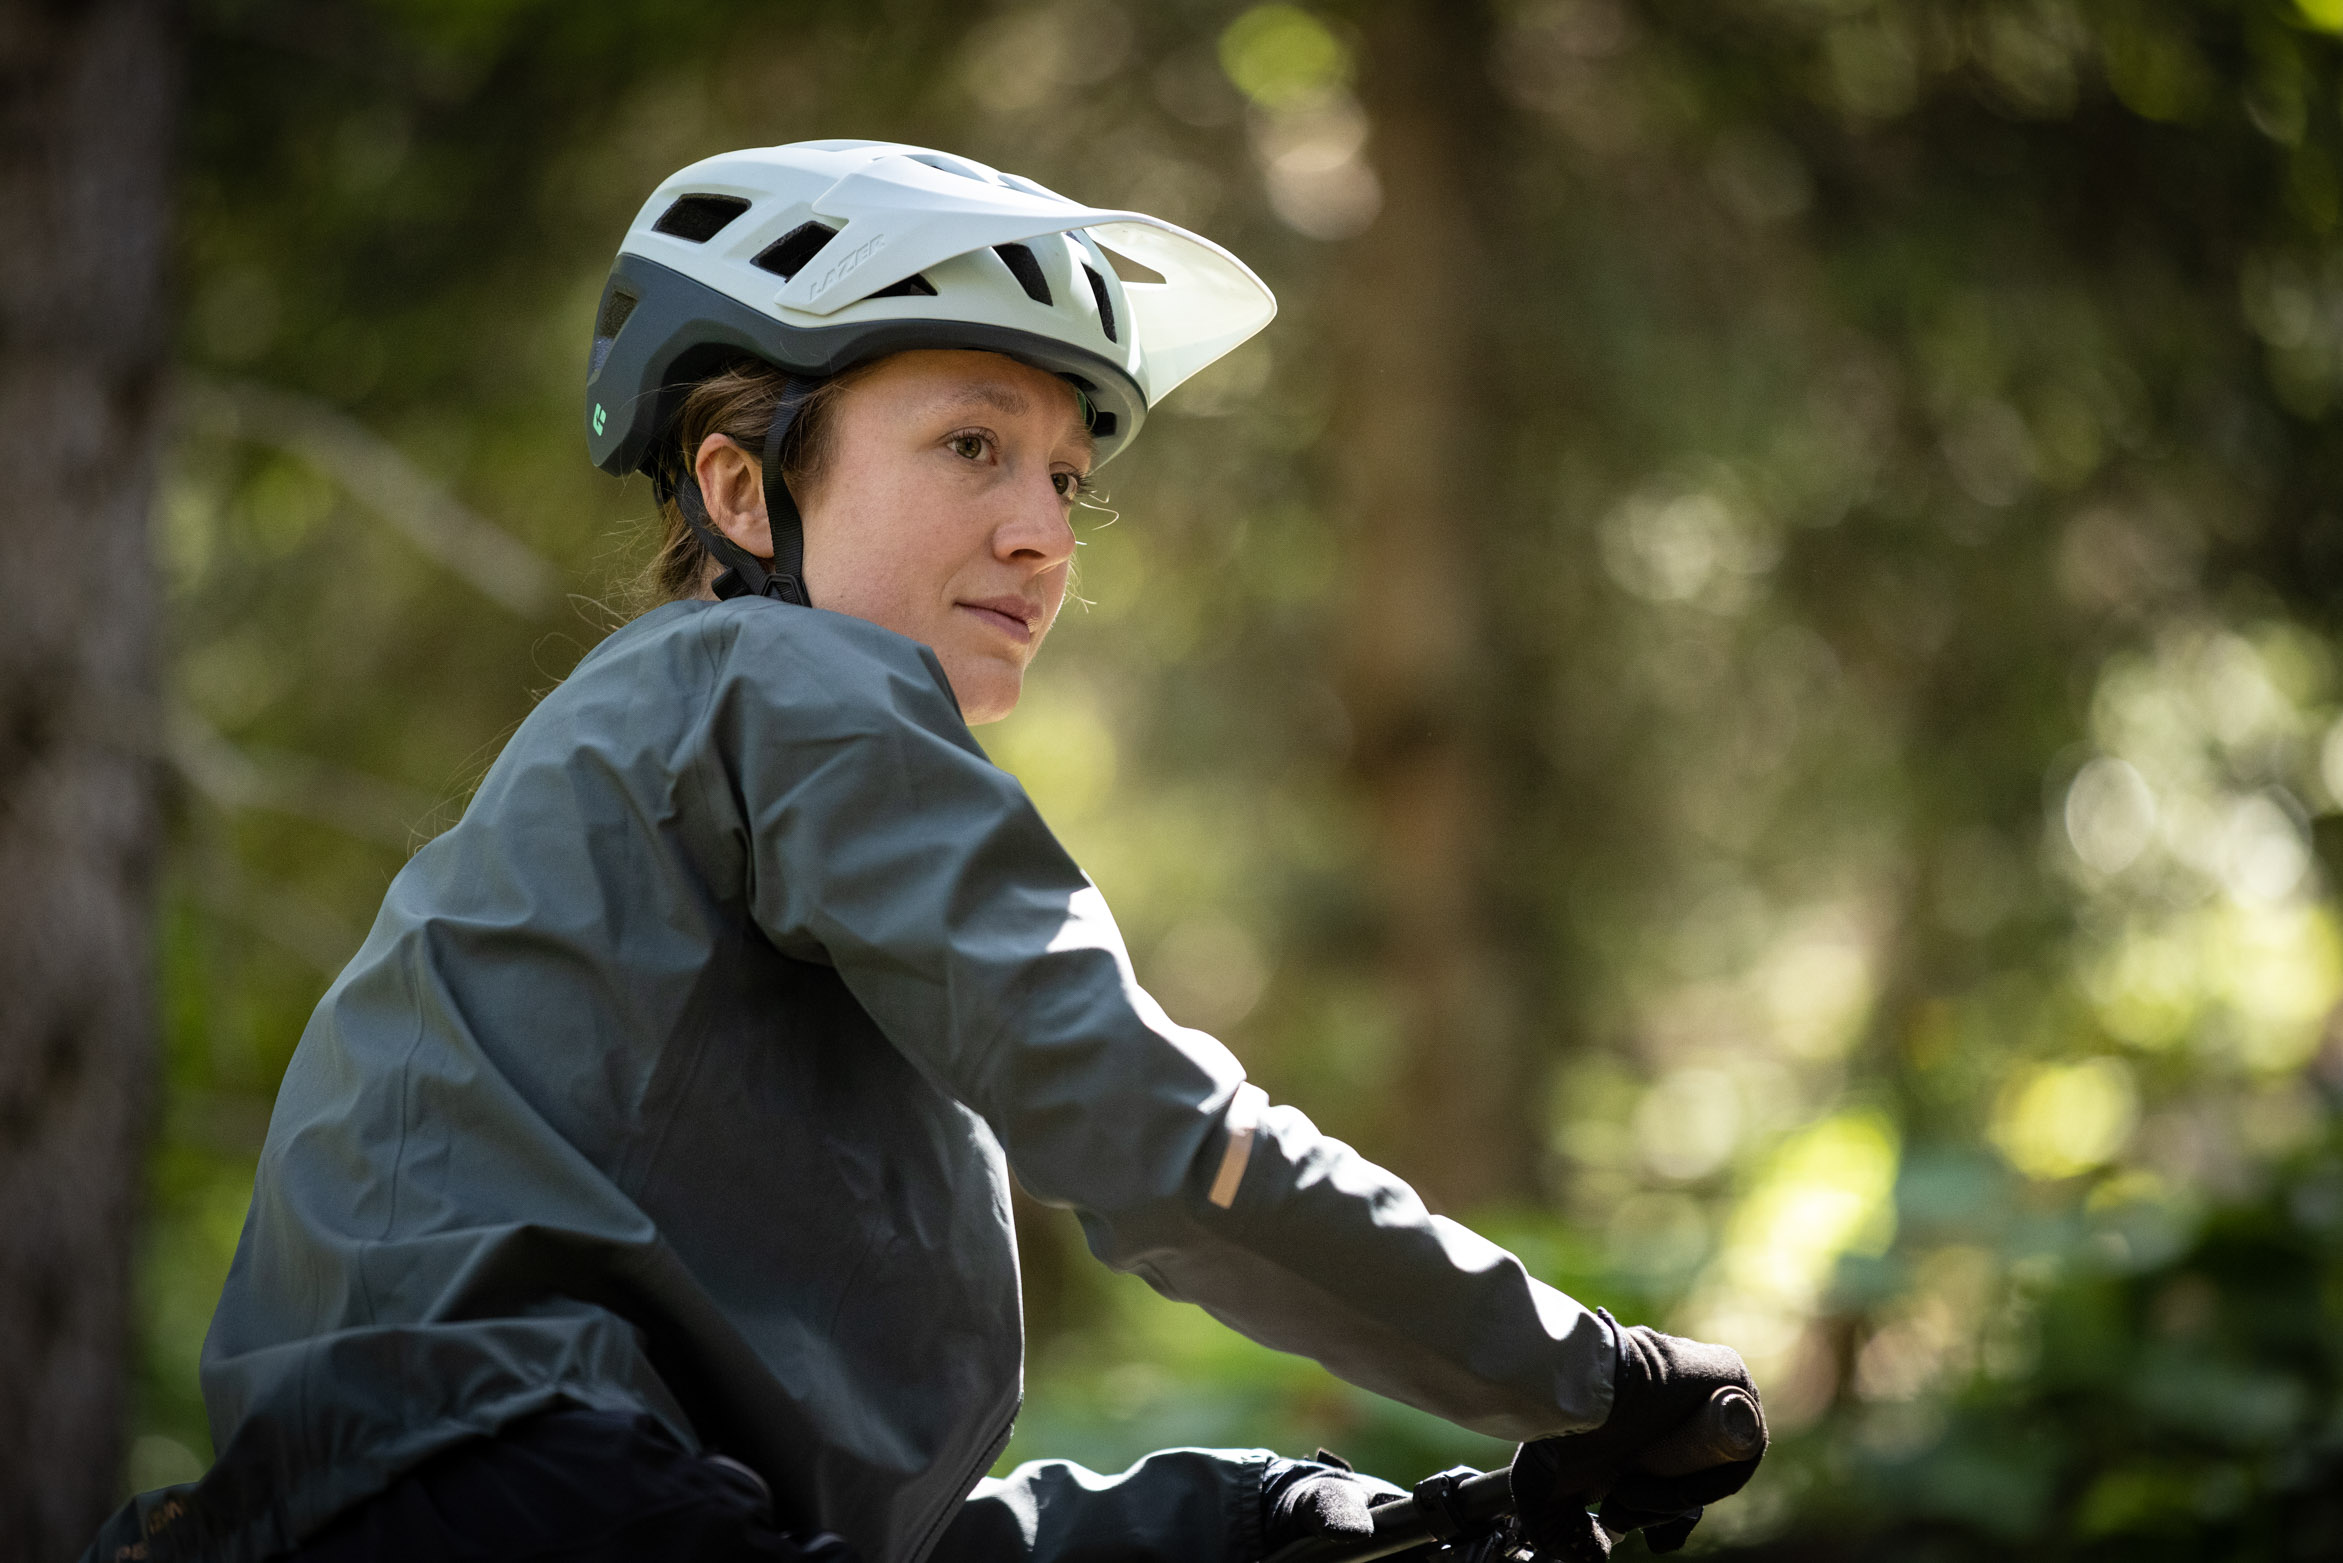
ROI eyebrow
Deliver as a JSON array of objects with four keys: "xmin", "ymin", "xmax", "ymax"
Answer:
[
  {"xmin": 935, "ymin": 380, "xmax": 1097, "ymax": 457},
  {"xmin": 944, "ymin": 382, "xmax": 1031, "ymax": 418}
]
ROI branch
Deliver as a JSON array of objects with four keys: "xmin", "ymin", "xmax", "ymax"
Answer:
[
  {"xmin": 177, "ymin": 372, "xmax": 561, "ymax": 617},
  {"xmin": 167, "ymin": 702, "xmax": 442, "ymax": 852}
]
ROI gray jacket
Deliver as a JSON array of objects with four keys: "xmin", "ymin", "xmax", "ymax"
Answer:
[{"xmin": 90, "ymin": 598, "xmax": 1614, "ymax": 1563}]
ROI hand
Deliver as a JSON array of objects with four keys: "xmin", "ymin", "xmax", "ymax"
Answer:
[
  {"xmin": 1511, "ymin": 1310, "xmax": 1766, "ymax": 1556},
  {"xmin": 1260, "ymin": 1451, "xmax": 1400, "ymax": 1551}
]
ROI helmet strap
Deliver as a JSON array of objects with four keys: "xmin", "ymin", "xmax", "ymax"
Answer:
[
  {"xmin": 659, "ymin": 380, "xmax": 813, "ymax": 608},
  {"xmin": 757, "ymin": 382, "xmax": 811, "ymax": 607}
]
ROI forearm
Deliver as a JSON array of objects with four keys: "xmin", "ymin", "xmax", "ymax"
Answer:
[{"xmin": 1050, "ymin": 1088, "xmax": 1617, "ymax": 1445}]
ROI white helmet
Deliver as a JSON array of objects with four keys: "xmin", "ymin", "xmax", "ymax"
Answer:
[
  {"xmin": 584, "ymin": 140, "xmax": 1276, "ymax": 604},
  {"xmin": 584, "ymin": 139, "xmax": 1277, "ymax": 479}
]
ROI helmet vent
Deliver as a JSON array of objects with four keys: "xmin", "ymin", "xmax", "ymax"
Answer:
[
  {"xmin": 595, "ymin": 288, "xmax": 639, "ymax": 342},
  {"xmin": 1084, "ymin": 266, "xmax": 1117, "ymax": 343},
  {"xmin": 652, "ymin": 195, "xmax": 750, "ymax": 243},
  {"xmin": 863, "ymin": 273, "xmax": 939, "ymax": 300},
  {"xmin": 1099, "ymin": 245, "xmax": 1165, "ymax": 286},
  {"xmin": 908, "ymin": 152, "xmax": 996, "ymax": 184},
  {"xmin": 589, "ymin": 288, "xmax": 638, "ymax": 379},
  {"xmin": 752, "ymin": 222, "xmax": 842, "ymax": 280},
  {"xmin": 994, "ymin": 244, "xmax": 1052, "ymax": 306}
]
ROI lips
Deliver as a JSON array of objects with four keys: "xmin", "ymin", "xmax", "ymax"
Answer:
[{"xmin": 957, "ymin": 596, "xmax": 1038, "ymax": 645}]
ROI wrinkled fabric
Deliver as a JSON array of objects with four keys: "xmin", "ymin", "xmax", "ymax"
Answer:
[
  {"xmin": 85, "ymin": 598, "xmax": 1616, "ymax": 1563},
  {"xmin": 933, "ymin": 1450, "xmax": 1273, "ymax": 1563},
  {"xmin": 276, "ymin": 1405, "xmax": 845, "ymax": 1563}
]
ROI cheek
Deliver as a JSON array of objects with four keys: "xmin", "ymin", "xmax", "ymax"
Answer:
[
  {"xmin": 809, "ymin": 478, "xmax": 922, "ymax": 586},
  {"xmin": 807, "ymin": 471, "xmax": 993, "ymax": 629}
]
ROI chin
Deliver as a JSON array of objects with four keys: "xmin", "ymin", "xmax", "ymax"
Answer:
[
  {"xmin": 961, "ymin": 693, "xmax": 1020, "ymax": 725},
  {"xmin": 950, "ymin": 666, "xmax": 1025, "ymax": 726}
]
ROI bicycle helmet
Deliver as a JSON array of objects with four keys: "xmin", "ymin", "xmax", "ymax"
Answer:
[{"xmin": 585, "ymin": 139, "xmax": 1277, "ymax": 604}]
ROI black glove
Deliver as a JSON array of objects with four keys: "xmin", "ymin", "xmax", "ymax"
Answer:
[
  {"xmin": 1512, "ymin": 1310, "xmax": 1766, "ymax": 1556},
  {"xmin": 1261, "ymin": 1451, "xmax": 1387, "ymax": 1551}
]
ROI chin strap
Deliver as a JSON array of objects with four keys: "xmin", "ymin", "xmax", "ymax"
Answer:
[{"xmin": 655, "ymin": 380, "xmax": 813, "ymax": 607}]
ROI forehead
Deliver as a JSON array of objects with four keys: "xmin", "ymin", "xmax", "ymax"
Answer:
[{"xmin": 854, "ymin": 349, "xmax": 1093, "ymax": 448}]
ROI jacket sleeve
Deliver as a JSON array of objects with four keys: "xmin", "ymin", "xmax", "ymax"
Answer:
[
  {"xmin": 929, "ymin": 1450, "xmax": 1269, "ymax": 1563},
  {"xmin": 711, "ymin": 607, "xmax": 1616, "ymax": 1443}
]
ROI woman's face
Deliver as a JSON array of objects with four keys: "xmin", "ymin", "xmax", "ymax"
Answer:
[{"xmin": 694, "ymin": 349, "xmax": 1092, "ymax": 724}]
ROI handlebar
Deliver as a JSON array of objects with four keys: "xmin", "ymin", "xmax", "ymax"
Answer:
[{"xmin": 1263, "ymin": 1387, "xmax": 1765, "ymax": 1563}]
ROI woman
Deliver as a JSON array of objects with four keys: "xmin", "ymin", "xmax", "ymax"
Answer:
[{"xmin": 90, "ymin": 141, "xmax": 1760, "ymax": 1563}]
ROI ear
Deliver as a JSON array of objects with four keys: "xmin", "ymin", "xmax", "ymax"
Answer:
[{"xmin": 694, "ymin": 434, "xmax": 773, "ymax": 559}]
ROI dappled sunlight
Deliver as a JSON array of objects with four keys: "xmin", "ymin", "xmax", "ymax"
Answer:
[
  {"xmin": 1686, "ymin": 1112, "xmax": 1900, "ymax": 1385},
  {"xmin": 1991, "ymin": 1058, "xmax": 2139, "ymax": 1182},
  {"xmin": 1758, "ymin": 924, "xmax": 1878, "ymax": 1062}
]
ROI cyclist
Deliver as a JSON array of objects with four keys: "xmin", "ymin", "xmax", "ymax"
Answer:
[{"xmin": 89, "ymin": 141, "xmax": 1761, "ymax": 1563}]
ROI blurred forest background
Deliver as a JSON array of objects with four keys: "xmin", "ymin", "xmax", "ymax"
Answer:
[{"xmin": 24, "ymin": 0, "xmax": 2343, "ymax": 1557}]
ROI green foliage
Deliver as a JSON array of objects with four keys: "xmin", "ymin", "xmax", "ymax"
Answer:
[
  {"xmin": 138, "ymin": 0, "xmax": 2343, "ymax": 1557},
  {"xmin": 1748, "ymin": 1145, "xmax": 2343, "ymax": 1559}
]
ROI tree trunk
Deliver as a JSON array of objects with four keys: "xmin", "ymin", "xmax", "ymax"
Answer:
[
  {"xmin": 1330, "ymin": 0, "xmax": 1534, "ymax": 1210},
  {"xmin": 0, "ymin": 1, "xmax": 179, "ymax": 1554}
]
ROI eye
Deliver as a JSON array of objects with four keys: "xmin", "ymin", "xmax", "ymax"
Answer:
[
  {"xmin": 948, "ymin": 432, "xmax": 990, "ymax": 462},
  {"xmin": 1051, "ymin": 470, "xmax": 1088, "ymax": 500}
]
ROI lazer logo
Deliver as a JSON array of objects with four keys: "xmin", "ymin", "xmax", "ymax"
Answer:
[
  {"xmin": 592, "ymin": 404, "xmax": 607, "ymax": 436},
  {"xmin": 814, "ymin": 231, "xmax": 888, "ymax": 298}
]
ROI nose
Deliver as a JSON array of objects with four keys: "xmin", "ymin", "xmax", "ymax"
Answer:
[{"xmin": 992, "ymin": 472, "xmax": 1077, "ymax": 572}]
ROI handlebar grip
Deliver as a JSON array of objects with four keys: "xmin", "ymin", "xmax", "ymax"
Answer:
[{"xmin": 1633, "ymin": 1386, "xmax": 1766, "ymax": 1478}]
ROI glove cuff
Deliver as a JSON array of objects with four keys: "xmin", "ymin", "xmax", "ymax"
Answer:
[{"xmin": 1597, "ymin": 1307, "xmax": 1659, "ymax": 1433}]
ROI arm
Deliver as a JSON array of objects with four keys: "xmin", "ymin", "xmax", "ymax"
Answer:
[{"xmin": 715, "ymin": 608, "xmax": 1615, "ymax": 1442}]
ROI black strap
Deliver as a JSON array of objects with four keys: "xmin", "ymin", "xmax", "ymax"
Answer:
[
  {"xmin": 758, "ymin": 384, "xmax": 810, "ymax": 606},
  {"xmin": 655, "ymin": 382, "xmax": 812, "ymax": 607}
]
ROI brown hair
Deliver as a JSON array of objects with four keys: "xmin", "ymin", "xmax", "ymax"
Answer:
[{"xmin": 634, "ymin": 358, "xmax": 868, "ymax": 607}]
